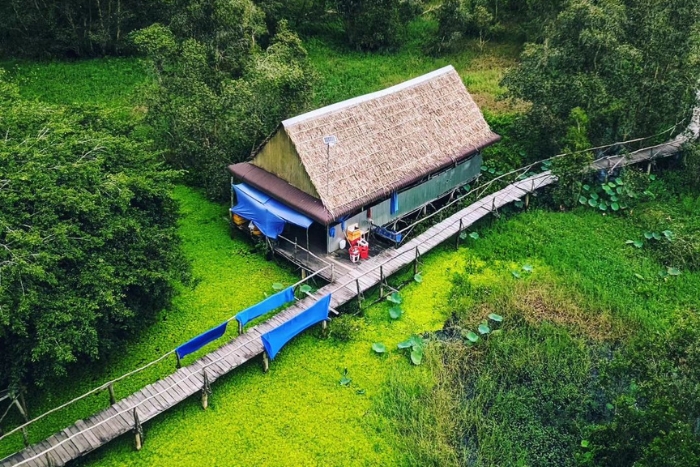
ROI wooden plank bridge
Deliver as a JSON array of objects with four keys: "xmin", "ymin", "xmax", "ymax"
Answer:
[{"xmin": 2, "ymin": 118, "xmax": 695, "ymax": 466}]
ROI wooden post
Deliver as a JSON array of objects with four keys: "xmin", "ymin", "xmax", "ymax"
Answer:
[
  {"xmin": 262, "ymin": 351, "xmax": 270, "ymax": 373},
  {"xmin": 175, "ymin": 353, "xmax": 182, "ymax": 369},
  {"xmin": 356, "ymin": 279, "xmax": 363, "ymax": 309},
  {"xmin": 525, "ymin": 193, "xmax": 530, "ymax": 208},
  {"xmin": 133, "ymin": 408, "xmax": 143, "ymax": 451},
  {"xmin": 301, "ymin": 268, "xmax": 307, "ymax": 280},
  {"xmin": 108, "ymin": 383, "xmax": 116, "ymax": 405},
  {"xmin": 379, "ymin": 266, "xmax": 385, "ymax": 299},
  {"xmin": 238, "ymin": 320, "xmax": 243, "ymax": 335},
  {"xmin": 455, "ymin": 218, "xmax": 463, "ymax": 250},
  {"xmin": 414, "ymin": 247, "xmax": 420, "ymax": 275},
  {"xmin": 201, "ymin": 370, "xmax": 211, "ymax": 410},
  {"xmin": 646, "ymin": 162, "xmax": 652, "ymax": 175}
]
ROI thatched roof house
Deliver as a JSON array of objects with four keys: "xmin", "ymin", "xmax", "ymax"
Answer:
[
  {"xmin": 229, "ymin": 65, "xmax": 499, "ymax": 251},
  {"xmin": 230, "ymin": 65, "xmax": 499, "ymax": 223}
]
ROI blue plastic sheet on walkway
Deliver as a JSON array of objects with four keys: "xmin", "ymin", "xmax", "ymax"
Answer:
[
  {"xmin": 176, "ymin": 321, "xmax": 228, "ymax": 359},
  {"xmin": 231, "ymin": 184, "xmax": 313, "ymax": 239},
  {"xmin": 374, "ymin": 225, "xmax": 403, "ymax": 243},
  {"xmin": 235, "ymin": 286, "xmax": 295, "ymax": 327},
  {"xmin": 261, "ymin": 294, "xmax": 331, "ymax": 360}
]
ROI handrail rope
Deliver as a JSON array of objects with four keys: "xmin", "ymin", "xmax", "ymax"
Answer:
[
  {"xmin": 277, "ymin": 235, "xmax": 332, "ymax": 268},
  {"xmin": 9, "ymin": 335, "xmax": 258, "ymax": 467},
  {"xmin": 0, "ymin": 350, "xmax": 175, "ymax": 443},
  {"xmin": 394, "ymin": 127, "xmax": 679, "ymax": 237},
  {"xmin": 1, "ymin": 260, "xmax": 330, "ymax": 443}
]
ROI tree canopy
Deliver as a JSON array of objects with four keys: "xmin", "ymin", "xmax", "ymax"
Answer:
[
  {"xmin": 0, "ymin": 71, "xmax": 187, "ymax": 388},
  {"xmin": 503, "ymin": 0, "xmax": 700, "ymax": 155},
  {"xmin": 134, "ymin": 0, "xmax": 315, "ymax": 199}
]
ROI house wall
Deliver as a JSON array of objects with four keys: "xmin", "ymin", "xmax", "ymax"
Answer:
[
  {"xmin": 252, "ymin": 129, "xmax": 320, "ymax": 198},
  {"xmin": 326, "ymin": 153, "xmax": 482, "ymax": 253}
]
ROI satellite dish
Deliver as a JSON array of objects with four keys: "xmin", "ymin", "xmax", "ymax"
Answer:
[{"xmin": 323, "ymin": 135, "xmax": 338, "ymax": 147}]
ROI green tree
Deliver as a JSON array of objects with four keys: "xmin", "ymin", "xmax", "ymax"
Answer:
[
  {"xmin": 503, "ymin": 0, "xmax": 700, "ymax": 155},
  {"xmin": 336, "ymin": 0, "xmax": 422, "ymax": 50},
  {"xmin": 0, "ymin": 0, "xmax": 171, "ymax": 57},
  {"xmin": 134, "ymin": 1, "xmax": 315, "ymax": 200},
  {"xmin": 579, "ymin": 314, "xmax": 700, "ymax": 466},
  {"xmin": 0, "ymin": 70, "xmax": 187, "ymax": 389}
]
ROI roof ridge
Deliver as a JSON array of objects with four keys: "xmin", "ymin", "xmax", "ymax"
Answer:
[{"xmin": 282, "ymin": 65, "xmax": 456, "ymax": 128}]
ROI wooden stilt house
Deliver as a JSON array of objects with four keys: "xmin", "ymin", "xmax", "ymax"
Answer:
[{"xmin": 228, "ymin": 65, "xmax": 500, "ymax": 254}]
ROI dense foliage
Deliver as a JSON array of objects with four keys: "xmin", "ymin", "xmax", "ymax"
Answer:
[
  {"xmin": 336, "ymin": 0, "xmax": 422, "ymax": 50},
  {"xmin": 503, "ymin": 0, "xmax": 700, "ymax": 155},
  {"xmin": 0, "ymin": 0, "xmax": 170, "ymax": 57},
  {"xmin": 581, "ymin": 314, "xmax": 700, "ymax": 467},
  {"xmin": 0, "ymin": 72, "xmax": 187, "ymax": 388},
  {"xmin": 134, "ymin": 0, "xmax": 315, "ymax": 199},
  {"xmin": 433, "ymin": 0, "xmax": 566, "ymax": 51}
]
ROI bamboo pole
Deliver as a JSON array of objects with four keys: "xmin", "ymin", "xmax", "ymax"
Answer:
[
  {"xmin": 414, "ymin": 247, "xmax": 420, "ymax": 275},
  {"xmin": 379, "ymin": 266, "xmax": 385, "ymax": 298},
  {"xmin": 201, "ymin": 370, "xmax": 211, "ymax": 410},
  {"xmin": 455, "ymin": 218, "xmax": 463, "ymax": 250},
  {"xmin": 262, "ymin": 351, "xmax": 270, "ymax": 373},
  {"xmin": 108, "ymin": 383, "xmax": 116, "ymax": 405},
  {"xmin": 133, "ymin": 408, "xmax": 143, "ymax": 451}
]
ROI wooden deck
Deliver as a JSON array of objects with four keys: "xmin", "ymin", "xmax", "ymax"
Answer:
[{"xmin": 0, "ymin": 134, "xmax": 681, "ymax": 466}]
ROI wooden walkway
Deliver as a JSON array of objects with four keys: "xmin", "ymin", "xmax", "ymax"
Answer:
[
  {"xmin": 0, "ymin": 170, "xmax": 553, "ymax": 467},
  {"xmin": 4, "ymin": 119, "xmax": 693, "ymax": 465}
]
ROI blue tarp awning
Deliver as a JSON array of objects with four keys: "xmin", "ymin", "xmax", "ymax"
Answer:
[
  {"xmin": 235, "ymin": 286, "xmax": 295, "ymax": 327},
  {"xmin": 261, "ymin": 294, "xmax": 331, "ymax": 360},
  {"xmin": 176, "ymin": 321, "xmax": 228, "ymax": 360},
  {"xmin": 231, "ymin": 184, "xmax": 313, "ymax": 239}
]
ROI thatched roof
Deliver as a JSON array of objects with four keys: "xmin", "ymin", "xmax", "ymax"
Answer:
[{"xmin": 238, "ymin": 65, "xmax": 500, "ymax": 222}]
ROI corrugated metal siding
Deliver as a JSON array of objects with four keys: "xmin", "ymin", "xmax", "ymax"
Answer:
[{"xmin": 325, "ymin": 154, "xmax": 482, "ymax": 252}]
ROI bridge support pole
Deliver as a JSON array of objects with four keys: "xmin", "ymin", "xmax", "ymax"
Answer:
[
  {"xmin": 455, "ymin": 218, "xmax": 463, "ymax": 250},
  {"xmin": 379, "ymin": 266, "xmax": 385, "ymax": 299},
  {"xmin": 262, "ymin": 351, "xmax": 270, "ymax": 373},
  {"xmin": 413, "ymin": 247, "xmax": 420, "ymax": 275},
  {"xmin": 201, "ymin": 370, "xmax": 212, "ymax": 410},
  {"xmin": 646, "ymin": 162, "xmax": 652, "ymax": 175},
  {"xmin": 238, "ymin": 320, "xmax": 243, "ymax": 335},
  {"xmin": 108, "ymin": 383, "xmax": 116, "ymax": 405},
  {"xmin": 133, "ymin": 408, "xmax": 143, "ymax": 451},
  {"xmin": 175, "ymin": 354, "xmax": 182, "ymax": 369},
  {"xmin": 356, "ymin": 279, "xmax": 363, "ymax": 310},
  {"xmin": 525, "ymin": 193, "xmax": 530, "ymax": 208}
]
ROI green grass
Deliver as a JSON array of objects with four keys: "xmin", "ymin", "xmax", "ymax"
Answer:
[
  {"xmin": 376, "ymin": 193, "xmax": 700, "ymax": 466},
  {"xmin": 0, "ymin": 57, "xmax": 147, "ymax": 112},
  {"xmin": 306, "ymin": 18, "xmax": 522, "ymax": 115}
]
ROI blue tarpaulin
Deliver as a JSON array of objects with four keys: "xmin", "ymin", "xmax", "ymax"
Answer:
[
  {"xmin": 176, "ymin": 321, "xmax": 228, "ymax": 359},
  {"xmin": 390, "ymin": 191, "xmax": 399, "ymax": 215},
  {"xmin": 231, "ymin": 184, "xmax": 313, "ymax": 239},
  {"xmin": 374, "ymin": 225, "xmax": 403, "ymax": 243},
  {"xmin": 235, "ymin": 286, "xmax": 295, "ymax": 327},
  {"xmin": 261, "ymin": 294, "xmax": 331, "ymax": 360}
]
